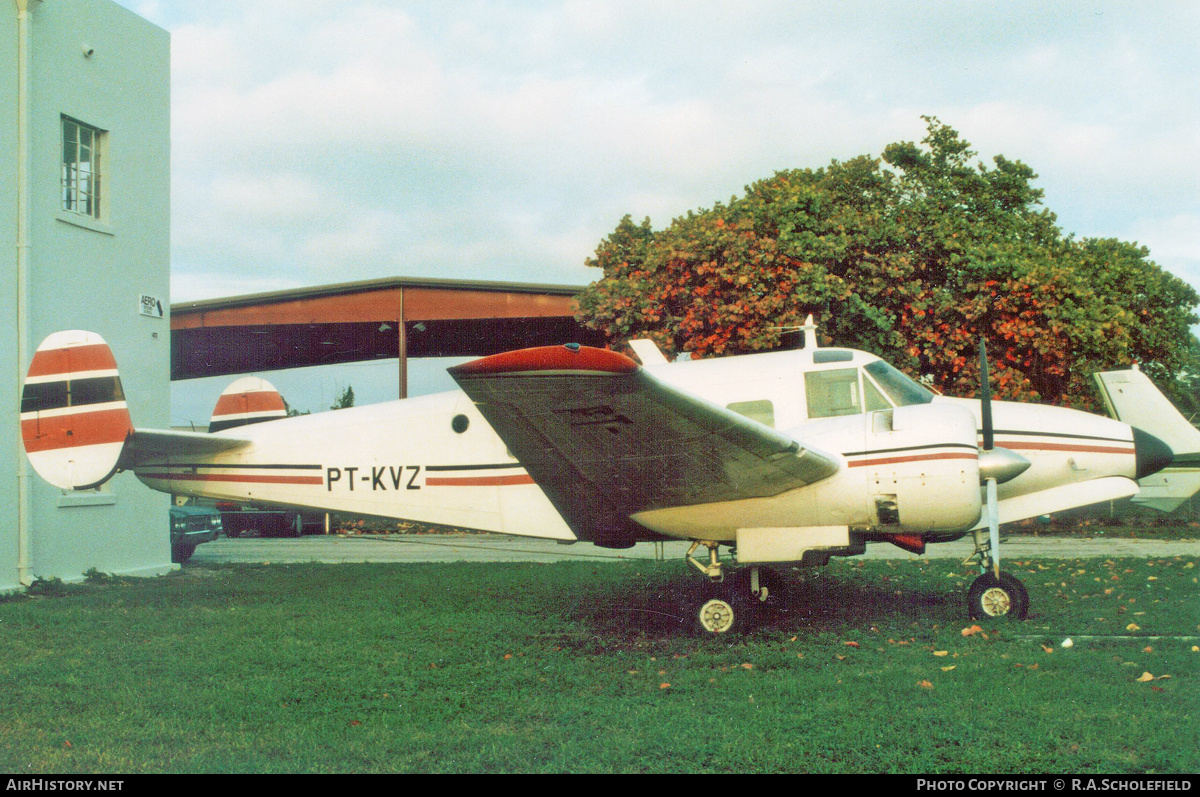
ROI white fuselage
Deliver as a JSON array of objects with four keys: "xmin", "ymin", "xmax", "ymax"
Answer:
[{"xmin": 136, "ymin": 346, "xmax": 1141, "ymax": 544}]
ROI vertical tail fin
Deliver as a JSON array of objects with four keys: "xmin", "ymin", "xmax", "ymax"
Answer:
[
  {"xmin": 20, "ymin": 331, "xmax": 133, "ymax": 490},
  {"xmin": 209, "ymin": 377, "xmax": 287, "ymax": 433}
]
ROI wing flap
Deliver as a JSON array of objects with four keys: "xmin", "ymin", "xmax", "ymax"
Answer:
[{"xmin": 450, "ymin": 345, "xmax": 840, "ymax": 544}]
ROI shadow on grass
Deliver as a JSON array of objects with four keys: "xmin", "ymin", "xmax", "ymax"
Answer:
[{"xmin": 572, "ymin": 563, "xmax": 960, "ymax": 640}]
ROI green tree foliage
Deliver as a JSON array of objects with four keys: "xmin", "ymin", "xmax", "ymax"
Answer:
[
  {"xmin": 576, "ymin": 117, "xmax": 1199, "ymax": 408},
  {"xmin": 331, "ymin": 385, "xmax": 355, "ymax": 411}
]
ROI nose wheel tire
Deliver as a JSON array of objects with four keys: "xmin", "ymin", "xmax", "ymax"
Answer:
[{"xmin": 967, "ymin": 571, "xmax": 1029, "ymax": 621}]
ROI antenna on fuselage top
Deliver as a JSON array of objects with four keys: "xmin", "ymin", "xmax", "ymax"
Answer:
[
  {"xmin": 801, "ymin": 314, "xmax": 818, "ymax": 349},
  {"xmin": 769, "ymin": 314, "xmax": 820, "ymax": 350}
]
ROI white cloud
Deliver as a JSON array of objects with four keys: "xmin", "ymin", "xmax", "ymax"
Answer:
[{"xmin": 104, "ymin": 0, "xmax": 1200, "ymax": 302}]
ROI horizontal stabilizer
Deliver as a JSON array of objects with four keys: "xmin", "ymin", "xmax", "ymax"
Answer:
[
  {"xmin": 20, "ymin": 330, "xmax": 253, "ymax": 490},
  {"xmin": 119, "ymin": 428, "xmax": 251, "ymax": 468}
]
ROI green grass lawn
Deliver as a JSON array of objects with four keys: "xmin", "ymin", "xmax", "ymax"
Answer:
[{"xmin": 1, "ymin": 556, "xmax": 1196, "ymax": 774}]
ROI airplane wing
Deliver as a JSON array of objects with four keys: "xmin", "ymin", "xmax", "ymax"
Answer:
[{"xmin": 449, "ymin": 345, "xmax": 841, "ymax": 547}]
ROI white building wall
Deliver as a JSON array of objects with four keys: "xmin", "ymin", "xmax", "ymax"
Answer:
[
  {"xmin": 0, "ymin": 7, "xmax": 20, "ymax": 592},
  {"xmin": 2, "ymin": 0, "xmax": 171, "ymax": 590}
]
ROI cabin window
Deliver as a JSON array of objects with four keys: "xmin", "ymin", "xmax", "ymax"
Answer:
[
  {"xmin": 805, "ymin": 368, "xmax": 862, "ymax": 418},
  {"xmin": 863, "ymin": 377, "xmax": 891, "ymax": 412},
  {"xmin": 863, "ymin": 360, "xmax": 935, "ymax": 406},
  {"xmin": 727, "ymin": 399, "xmax": 775, "ymax": 428}
]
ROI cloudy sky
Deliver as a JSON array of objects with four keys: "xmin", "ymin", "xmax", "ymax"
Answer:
[{"xmin": 109, "ymin": 1, "xmax": 1200, "ymax": 418}]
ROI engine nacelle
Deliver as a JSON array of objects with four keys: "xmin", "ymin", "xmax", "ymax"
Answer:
[{"xmin": 864, "ymin": 403, "xmax": 982, "ymax": 532}]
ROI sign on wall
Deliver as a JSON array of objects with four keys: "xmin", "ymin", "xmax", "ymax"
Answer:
[{"xmin": 139, "ymin": 294, "xmax": 164, "ymax": 319}]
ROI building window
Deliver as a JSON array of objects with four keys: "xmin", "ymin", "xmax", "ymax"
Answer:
[{"xmin": 61, "ymin": 117, "xmax": 105, "ymax": 219}]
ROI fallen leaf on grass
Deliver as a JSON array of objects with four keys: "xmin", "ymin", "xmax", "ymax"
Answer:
[
  {"xmin": 933, "ymin": 650, "xmax": 949, "ymax": 657},
  {"xmin": 940, "ymin": 666, "xmax": 956, "ymax": 672},
  {"xmin": 1041, "ymin": 645, "xmax": 1054, "ymax": 654},
  {"xmin": 844, "ymin": 641, "xmax": 860, "ymax": 648},
  {"xmin": 961, "ymin": 625, "xmax": 984, "ymax": 637},
  {"xmin": 660, "ymin": 683, "xmax": 671, "ymax": 690},
  {"xmin": 741, "ymin": 663, "xmax": 754, "ymax": 670},
  {"xmin": 917, "ymin": 680, "xmax": 934, "ymax": 689},
  {"xmin": 1126, "ymin": 623, "xmax": 1140, "ymax": 632},
  {"xmin": 1136, "ymin": 672, "xmax": 1155, "ymax": 682}
]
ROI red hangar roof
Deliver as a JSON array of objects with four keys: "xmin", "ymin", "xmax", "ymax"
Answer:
[{"xmin": 170, "ymin": 276, "xmax": 605, "ymax": 397}]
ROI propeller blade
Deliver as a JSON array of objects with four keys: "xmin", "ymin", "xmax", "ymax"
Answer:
[{"xmin": 980, "ymin": 339, "xmax": 994, "ymax": 451}]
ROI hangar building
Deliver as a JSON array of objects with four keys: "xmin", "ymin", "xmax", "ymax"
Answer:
[{"xmin": 1, "ymin": 0, "xmax": 171, "ymax": 591}]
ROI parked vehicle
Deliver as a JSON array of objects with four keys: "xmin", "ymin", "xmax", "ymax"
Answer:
[
  {"xmin": 217, "ymin": 503, "xmax": 324, "ymax": 537},
  {"xmin": 169, "ymin": 504, "xmax": 222, "ymax": 563}
]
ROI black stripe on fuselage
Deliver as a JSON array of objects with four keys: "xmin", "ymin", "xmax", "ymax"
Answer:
[
  {"xmin": 992, "ymin": 429, "xmax": 1132, "ymax": 445},
  {"xmin": 138, "ymin": 462, "xmax": 323, "ymax": 471},
  {"xmin": 425, "ymin": 463, "xmax": 523, "ymax": 472},
  {"xmin": 842, "ymin": 442, "xmax": 978, "ymax": 458}
]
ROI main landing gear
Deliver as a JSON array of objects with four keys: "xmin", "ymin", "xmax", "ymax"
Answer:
[
  {"xmin": 965, "ymin": 526, "xmax": 1029, "ymax": 621},
  {"xmin": 686, "ymin": 542, "xmax": 784, "ymax": 634}
]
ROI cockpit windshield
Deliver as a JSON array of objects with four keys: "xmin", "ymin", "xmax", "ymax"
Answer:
[{"xmin": 863, "ymin": 360, "xmax": 935, "ymax": 406}]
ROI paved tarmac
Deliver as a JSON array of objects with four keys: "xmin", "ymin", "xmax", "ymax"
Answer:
[{"xmin": 190, "ymin": 532, "xmax": 1200, "ymax": 566}]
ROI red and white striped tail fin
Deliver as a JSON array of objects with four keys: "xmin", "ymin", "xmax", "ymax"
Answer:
[
  {"xmin": 20, "ymin": 330, "xmax": 134, "ymax": 490},
  {"xmin": 208, "ymin": 377, "xmax": 287, "ymax": 433}
]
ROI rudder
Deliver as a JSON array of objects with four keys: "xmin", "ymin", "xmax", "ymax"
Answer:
[
  {"xmin": 20, "ymin": 330, "xmax": 133, "ymax": 490},
  {"xmin": 209, "ymin": 376, "xmax": 287, "ymax": 433}
]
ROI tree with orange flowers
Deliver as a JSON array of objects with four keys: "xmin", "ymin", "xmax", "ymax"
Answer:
[{"xmin": 576, "ymin": 118, "xmax": 1198, "ymax": 409}]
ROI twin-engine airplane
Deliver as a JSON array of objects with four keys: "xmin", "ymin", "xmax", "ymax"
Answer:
[{"xmin": 19, "ymin": 319, "xmax": 1174, "ymax": 633}]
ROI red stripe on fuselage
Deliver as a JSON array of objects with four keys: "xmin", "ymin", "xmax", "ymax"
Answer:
[
  {"xmin": 21, "ymin": 407, "xmax": 132, "ymax": 452},
  {"xmin": 28, "ymin": 344, "xmax": 118, "ymax": 378},
  {"xmin": 999, "ymin": 441, "xmax": 1134, "ymax": 456},
  {"xmin": 847, "ymin": 452, "xmax": 977, "ymax": 468},
  {"xmin": 137, "ymin": 471, "xmax": 325, "ymax": 486},
  {"xmin": 425, "ymin": 474, "xmax": 535, "ymax": 486}
]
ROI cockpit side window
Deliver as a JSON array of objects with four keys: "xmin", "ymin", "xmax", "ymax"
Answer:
[
  {"xmin": 863, "ymin": 360, "xmax": 935, "ymax": 406},
  {"xmin": 862, "ymin": 376, "xmax": 891, "ymax": 412},
  {"xmin": 805, "ymin": 368, "xmax": 862, "ymax": 418}
]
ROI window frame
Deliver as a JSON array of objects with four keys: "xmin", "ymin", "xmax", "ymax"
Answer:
[{"xmin": 61, "ymin": 115, "xmax": 107, "ymax": 221}]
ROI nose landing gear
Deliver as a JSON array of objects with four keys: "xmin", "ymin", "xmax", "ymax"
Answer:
[{"xmin": 965, "ymin": 526, "xmax": 1029, "ymax": 621}]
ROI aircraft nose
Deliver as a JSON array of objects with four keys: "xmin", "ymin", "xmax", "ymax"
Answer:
[{"xmin": 1132, "ymin": 427, "xmax": 1173, "ymax": 479}]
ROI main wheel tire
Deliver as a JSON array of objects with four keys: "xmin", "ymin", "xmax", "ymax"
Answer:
[
  {"xmin": 693, "ymin": 582, "xmax": 759, "ymax": 635},
  {"xmin": 967, "ymin": 571, "xmax": 1029, "ymax": 620}
]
